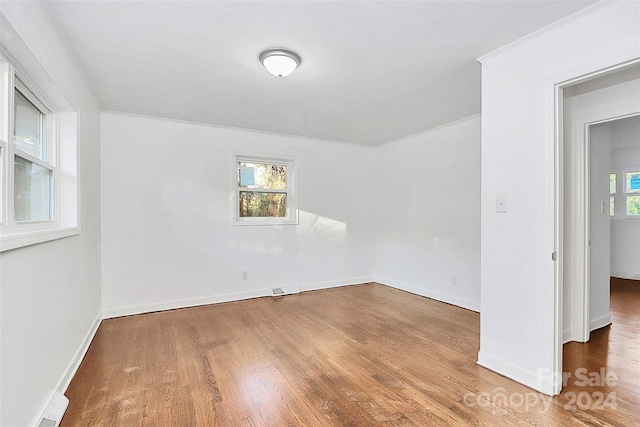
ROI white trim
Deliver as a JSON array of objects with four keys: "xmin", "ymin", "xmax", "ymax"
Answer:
[
  {"xmin": 590, "ymin": 313, "xmax": 611, "ymax": 333},
  {"xmin": 477, "ymin": 1, "xmax": 616, "ymax": 63},
  {"xmin": 376, "ymin": 276, "xmax": 480, "ymax": 312},
  {"xmin": 299, "ymin": 277, "xmax": 372, "ymax": 292},
  {"xmin": 564, "ymin": 106, "xmax": 640, "ymax": 344},
  {"xmin": 57, "ymin": 313, "xmax": 102, "ymax": 393},
  {"xmin": 553, "ymin": 83, "xmax": 564, "ymax": 394},
  {"xmin": 555, "ymin": 57, "xmax": 640, "ymax": 396},
  {"xmin": 1, "ymin": 22, "xmax": 80, "ymax": 252},
  {"xmin": 29, "ymin": 312, "xmax": 101, "ymax": 427},
  {"xmin": 477, "ymin": 351, "xmax": 555, "ymax": 395},
  {"xmin": 611, "ymin": 271, "xmax": 640, "ymax": 280},
  {"xmin": 102, "ymin": 109, "xmax": 378, "ymax": 149},
  {"xmin": 378, "ymin": 113, "xmax": 481, "ymax": 147},
  {"xmin": 0, "ymin": 226, "xmax": 78, "ymax": 252},
  {"xmin": 103, "ymin": 278, "xmax": 372, "ymax": 319}
]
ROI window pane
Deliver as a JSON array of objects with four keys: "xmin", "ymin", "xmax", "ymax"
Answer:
[
  {"xmin": 14, "ymin": 155, "xmax": 52, "ymax": 222},
  {"xmin": 14, "ymin": 89, "xmax": 45, "ymax": 160},
  {"xmin": 610, "ymin": 196, "xmax": 615, "ymax": 217},
  {"xmin": 239, "ymin": 192, "xmax": 286, "ymax": 217},
  {"xmin": 627, "ymin": 195, "xmax": 640, "ymax": 216},
  {"xmin": 610, "ymin": 173, "xmax": 616, "ymax": 194},
  {"xmin": 238, "ymin": 162, "xmax": 286, "ymax": 190},
  {"xmin": 626, "ymin": 172, "xmax": 640, "ymax": 194}
]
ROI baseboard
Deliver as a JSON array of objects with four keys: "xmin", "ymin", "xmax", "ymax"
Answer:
[
  {"xmin": 590, "ymin": 313, "xmax": 611, "ymax": 333},
  {"xmin": 477, "ymin": 351, "xmax": 556, "ymax": 395},
  {"xmin": 58, "ymin": 312, "xmax": 102, "ymax": 392},
  {"xmin": 611, "ymin": 271, "xmax": 640, "ymax": 280},
  {"xmin": 30, "ymin": 312, "xmax": 101, "ymax": 427},
  {"xmin": 102, "ymin": 289, "xmax": 272, "ymax": 319},
  {"xmin": 299, "ymin": 276, "xmax": 373, "ymax": 292},
  {"xmin": 102, "ymin": 277, "xmax": 374, "ymax": 319},
  {"xmin": 376, "ymin": 277, "xmax": 480, "ymax": 312}
]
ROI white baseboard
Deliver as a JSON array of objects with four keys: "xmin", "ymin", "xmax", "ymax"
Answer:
[
  {"xmin": 562, "ymin": 314, "xmax": 611, "ymax": 344},
  {"xmin": 376, "ymin": 276, "xmax": 480, "ymax": 312},
  {"xmin": 611, "ymin": 271, "xmax": 640, "ymax": 280},
  {"xmin": 102, "ymin": 289, "xmax": 272, "ymax": 319},
  {"xmin": 30, "ymin": 312, "xmax": 101, "ymax": 427},
  {"xmin": 59, "ymin": 312, "xmax": 102, "ymax": 392},
  {"xmin": 299, "ymin": 276, "xmax": 373, "ymax": 292},
  {"xmin": 102, "ymin": 277, "xmax": 374, "ymax": 319},
  {"xmin": 590, "ymin": 313, "xmax": 611, "ymax": 333},
  {"xmin": 477, "ymin": 351, "xmax": 556, "ymax": 395}
]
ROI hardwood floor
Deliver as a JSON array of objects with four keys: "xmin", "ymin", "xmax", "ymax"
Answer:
[{"xmin": 61, "ymin": 282, "xmax": 640, "ymax": 426}]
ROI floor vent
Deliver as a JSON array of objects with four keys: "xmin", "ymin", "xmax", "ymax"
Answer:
[
  {"xmin": 37, "ymin": 391, "xmax": 69, "ymax": 427},
  {"xmin": 272, "ymin": 285, "xmax": 301, "ymax": 297}
]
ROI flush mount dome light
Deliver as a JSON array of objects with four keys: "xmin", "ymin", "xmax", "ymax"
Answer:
[{"xmin": 259, "ymin": 48, "xmax": 301, "ymax": 77}]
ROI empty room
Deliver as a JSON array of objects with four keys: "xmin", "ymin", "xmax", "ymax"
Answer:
[{"xmin": 1, "ymin": 1, "xmax": 639, "ymax": 426}]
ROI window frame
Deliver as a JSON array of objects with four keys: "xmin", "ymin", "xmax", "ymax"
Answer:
[
  {"xmin": 610, "ymin": 172, "xmax": 616, "ymax": 217},
  {"xmin": 0, "ymin": 49, "xmax": 79, "ymax": 251},
  {"xmin": 233, "ymin": 153, "xmax": 298, "ymax": 226},
  {"xmin": 623, "ymin": 170, "xmax": 640, "ymax": 217},
  {"xmin": 12, "ymin": 77, "xmax": 56, "ymax": 225}
]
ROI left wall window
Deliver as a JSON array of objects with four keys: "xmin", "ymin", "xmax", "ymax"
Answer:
[
  {"xmin": 13, "ymin": 82, "xmax": 53, "ymax": 222},
  {"xmin": 0, "ymin": 53, "xmax": 79, "ymax": 251}
]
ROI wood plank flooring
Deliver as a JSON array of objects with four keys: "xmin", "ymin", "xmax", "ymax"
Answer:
[{"xmin": 61, "ymin": 282, "xmax": 640, "ymax": 426}]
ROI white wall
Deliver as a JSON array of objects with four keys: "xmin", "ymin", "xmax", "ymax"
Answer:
[
  {"xmin": 611, "ymin": 126, "xmax": 640, "ymax": 279},
  {"xmin": 562, "ymin": 77, "xmax": 640, "ymax": 342},
  {"xmin": 100, "ymin": 112, "xmax": 377, "ymax": 317},
  {"xmin": 479, "ymin": 1, "xmax": 640, "ymax": 395},
  {"xmin": 0, "ymin": 2, "xmax": 102, "ymax": 427},
  {"xmin": 101, "ymin": 111, "xmax": 483, "ymax": 318},
  {"xmin": 374, "ymin": 115, "xmax": 481, "ymax": 311}
]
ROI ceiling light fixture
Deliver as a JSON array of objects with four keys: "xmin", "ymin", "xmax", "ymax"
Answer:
[{"xmin": 259, "ymin": 48, "xmax": 301, "ymax": 77}]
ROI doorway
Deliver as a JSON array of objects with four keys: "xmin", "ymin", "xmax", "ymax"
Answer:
[{"xmin": 560, "ymin": 65, "xmax": 640, "ymax": 347}]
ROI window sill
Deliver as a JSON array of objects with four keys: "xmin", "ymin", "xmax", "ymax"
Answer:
[{"xmin": 0, "ymin": 226, "xmax": 79, "ymax": 252}]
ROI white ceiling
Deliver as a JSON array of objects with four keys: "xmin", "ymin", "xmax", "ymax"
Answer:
[{"xmin": 49, "ymin": 0, "xmax": 596, "ymax": 146}]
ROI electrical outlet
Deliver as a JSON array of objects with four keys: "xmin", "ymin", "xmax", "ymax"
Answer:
[
  {"xmin": 242, "ymin": 271, "xmax": 249, "ymax": 280},
  {"xmin": 451, "ymin": 275, "xmax": 457, "ymax": 285}
]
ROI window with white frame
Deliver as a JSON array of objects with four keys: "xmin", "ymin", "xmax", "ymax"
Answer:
[
  {"xmin": 13, "ymin": 80, "xmax": 53, "ymax": 222},
  {"xmin": 625, "ymin": 171, "xmax": 640, "ymax": 216},
  {"xmin": 234, "ymin": 154, "xmax": 298, "ymax": 225},
  {"xmin": 0, "ymin": 52, "xmax": 79, "ymax": 251},
  {"xmin": 610, "ymin": 172, "xmax": 616, "ymax": 217}
]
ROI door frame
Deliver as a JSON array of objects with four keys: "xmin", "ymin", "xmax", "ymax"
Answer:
[{"xmin": 554, "ymin": 59, "xmax": 640, "ymax": 393}]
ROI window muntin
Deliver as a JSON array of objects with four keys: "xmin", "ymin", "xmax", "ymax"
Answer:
[{"xmin": 234, "ymin": 155, "xmax": 297, "ymax": 225}]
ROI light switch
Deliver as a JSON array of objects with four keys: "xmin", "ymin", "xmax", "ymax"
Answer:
[
  {"xmin": 600, "ymin": 201, "xmax": 606, "ymax": 214},
  {"xmin": 496, "ymin": 197, "xmax": 507, "ymax": 213}
]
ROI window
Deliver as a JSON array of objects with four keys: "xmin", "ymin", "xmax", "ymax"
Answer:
[
  {"xmin": 610, "ymin": 173, "xmax": 616, "ymax": 216},
  {"xmin": 13, "ymin": 82, "xmax": 53, "ymax": 222},
  {"xmin": 234, "ymin": 154, "xmax": 297, "ymax": 225},
  {"xmin": 0, "ymin": 51, "xmax": 78, "ymax": 251},
  {"xmin": 625, "ymin": 171, "xmax": 640, "ymax": 216}
]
